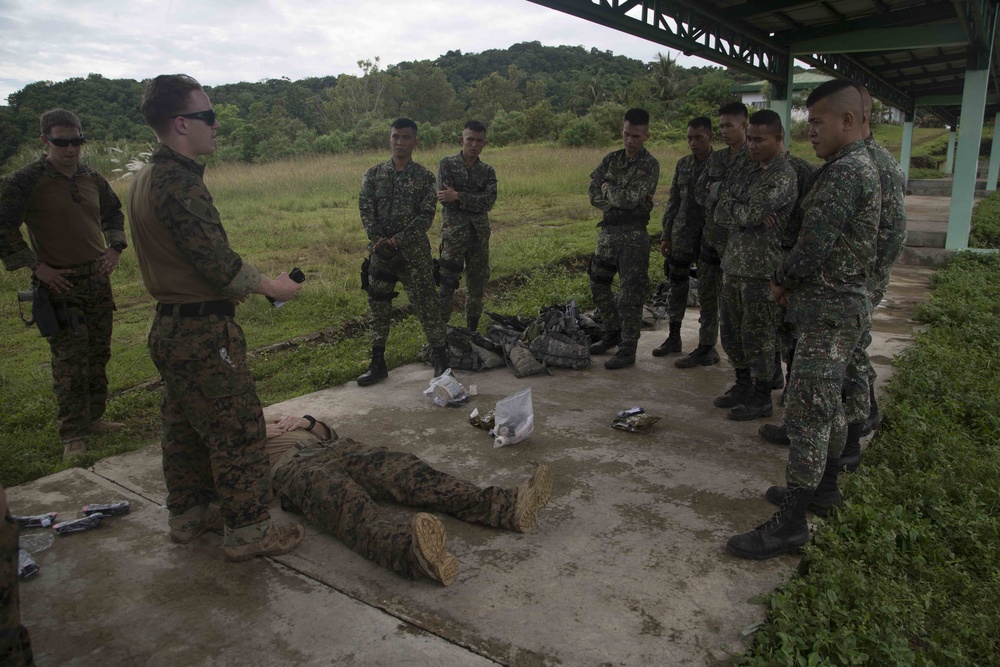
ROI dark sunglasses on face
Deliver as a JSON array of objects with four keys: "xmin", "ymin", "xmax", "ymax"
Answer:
[
  {"xmin": 174, "ymin": 109, "xmax": 216, "ymax": 126},
  {"xmin": 47, "ymin": 136, "xmax": 86, "ymax": 147}
]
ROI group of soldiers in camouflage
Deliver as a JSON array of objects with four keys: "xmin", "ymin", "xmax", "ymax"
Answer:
[{"xmin": 1, "ymin": 70, "xmax": 908, "ymax": 662}]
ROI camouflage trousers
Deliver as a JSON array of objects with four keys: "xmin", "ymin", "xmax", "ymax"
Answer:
[
  {"xmin": 843, "ymin": 290, "xmax": 883, "ymax": 423},
  {"xmin": 149, "ymin": 312, "xmax": 273, "ymax": 541},
  {"xmin": 1, "ymin": 511, "xmax": 34, "ymax": 667},
  {"xmin": 664, "ymin": 222, "xmax": 702, "ymax": 324},
  {"xmin": 272, "ymin": 439, "xmax": 517, "ymax": 579},
  {"xmin": 785, "ymin": 314, "xmax": 867, "ymax": 489},
  {"xmin": 438, "ymin": 220, "xmax": 490, "ymax": 326},
  {"xmin": 589, "ymin": 227, "xmax": 650, "ymax": 351},
  {"xmin": 696, "ymin": 224, "xmax": 728, "ymax": 348},
  {"xmin": 368, "ymin": 240, "xmax": 445, "ymax": 349},
  {"xmin": 45, "ymin": 267, "xmax": 115, "ymax": 441},
  {"xmin": 720, "ymin": 275, "xmax": 779, "ymax": 381}
]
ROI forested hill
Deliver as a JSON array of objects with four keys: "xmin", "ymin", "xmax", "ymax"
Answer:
[{"xmin": 1, "ymin": 41, "xmax": 751, "ymax": 167}]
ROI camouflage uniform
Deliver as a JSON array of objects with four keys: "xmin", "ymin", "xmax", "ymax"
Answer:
[
  {"xmin": 360, "ymin": 160, "xmax": 445, "ymax": 349},
  {"xmin": 776, "ymin": 153, "xmax": 818, "ymax": 366},
  {"xmin": 1, "ymin": 487, "xmax": 34, "ymax": 667},
  {"xmin": 660, "ymin": 151, "xmax": 711, "ymax": 325},
  {"xmin": 128, "ymin": 144, "xmax": 275, "ymax": 547},
  {"xmin": 588, "ymin": 147, "xmax": 660, "ymax": 353},
  {"xmin": 718, "ymin": 154, "xmax": 798, "ymax": 382},
  {"xmin": 437, "ymin": 152, "xmax": 498, "ymax": 325},
  {"xmin": 775, "ymin": 140, "xmax": 880, "ymax": 489},
  {"xmin": 843, "ymin": 136, "xmax": 908, "ymax": 423},
  {"xmin": 0, "ymin": 156, "xmax": 125, "ymax": 443},
  {"xmin": 693, "ymin": 145, "xmax": 752, "ymax": 347},
  {"xmin": 269, "ymin": 428, "xmax": 520, "ymax": 579}
]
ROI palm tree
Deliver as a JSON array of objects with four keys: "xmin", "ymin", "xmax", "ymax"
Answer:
[{"xmin": 651, "ymin": 53, "xmax": 680, "ymax": 102}]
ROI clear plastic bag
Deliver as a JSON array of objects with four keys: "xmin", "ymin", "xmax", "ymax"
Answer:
[
  {"xmin": 493, "ymin": 387, "xmax": 534, "ymax": 448},
  {"xmin": 423, "ymin": 369, "xmax": 470, "ymax": 407}
]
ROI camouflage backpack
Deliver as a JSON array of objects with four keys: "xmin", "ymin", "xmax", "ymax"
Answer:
[
  {"xmin": 421, "ymin": 326, "xmax": 505, "ymax": 371},
  {"xmin": 524, "ymin": 305, "xmax": 591, "ymax": 370}
]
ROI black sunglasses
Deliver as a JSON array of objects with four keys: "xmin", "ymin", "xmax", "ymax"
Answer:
[
  {"xmin": 46, "ymin": 136, "xmax": 86, "ymax": 147},
  {"xmin": 174, "ymin": 109, "xmax": 216, "ymax": 126}
]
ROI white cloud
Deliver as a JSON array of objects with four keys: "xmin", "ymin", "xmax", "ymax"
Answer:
[{"xmin": 0, "ymin": 0, "xmax": 715, "ymax": 103}]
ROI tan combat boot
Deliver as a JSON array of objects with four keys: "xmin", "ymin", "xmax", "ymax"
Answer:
[
  {"xmin": 169, "ymin": 504, "xmax": 225, "ymax": 544},
  {"xmin": 62, "ymin": 437, "xmax": 87, "ymax": 461},
  {"xmin": 411, "ymin": 513, "xmax": 459, "ymax": 586},
  {"xmin": 511, "ymin": 465, "xmax": 553, "ymax": 533},
  {"xmin": 224, "ymin": 523, "xmax": 305, "ymax": 562}
]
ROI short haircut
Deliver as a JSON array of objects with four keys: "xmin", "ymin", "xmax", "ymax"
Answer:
[
  {"xmin": 624, "ymin": 108, "xmax": 650, "ymax": 126},
  {"xmin": 464, "ymin": 120, "xmax": 487, "ymax": 134},
  {"xmin": 391, "ymin": 118, "xmax": 419, "ymax": 133},
  {"xmin": 748, "ymin": 109, "xmax": 784, "ymax": 136},
  {"xmin": 718, "ymin": 101, "xmax": 748, "ymax": 119},
  {"xmin": 140, "ymin": 74, "xmax": 203, "ymax": 136},
  {"xmin": 687, "ymin": 116, "xmax": 713, "ymax": 132},
  {"xmin": 40, "ymin": 109, "xmax": 81, "ymax": 135},
  {"xmin": 806, "ymin": 78, "xmax": 858, "ymax": 108}
]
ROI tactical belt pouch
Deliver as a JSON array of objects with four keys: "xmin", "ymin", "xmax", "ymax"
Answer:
[
  {"xmin": 600, "ymin": 208, "xmax": 650, "ymax": 233},
  {"xmin": 156, "ymin": 301, "xmax": 235, "ymax": 317},
  {"xmin": 361, "ymin": 256, "xmax": 371, "ymax": 292},
  {"xmin": 31, "ymin": 284, "xmax": 61, "ymax": 337}
]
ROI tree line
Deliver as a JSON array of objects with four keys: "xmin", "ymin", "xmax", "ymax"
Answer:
[{"xmin": 1, "ymin": 41, "xmax": 759, "ymax": 169}]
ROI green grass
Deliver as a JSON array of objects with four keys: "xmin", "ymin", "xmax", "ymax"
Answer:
[
  {"xmin": 970, "ymin": 190, "xmax": 1000, "ymax": 250},
  {"xmin": 742, "ymin": 253, "xmax": 1000, "ymax": 666},
  {"xmin": 0, "ymin": 143, "xmax": 678, "ymax": 486}
]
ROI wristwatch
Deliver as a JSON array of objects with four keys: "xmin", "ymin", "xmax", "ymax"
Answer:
[
  {"xmin": 302, "ymin": 415, "xmax": 317, "ymax": 431},
  {"xmin": 110, "ymin": 242, "xmax": 126, "ymax": 253}
]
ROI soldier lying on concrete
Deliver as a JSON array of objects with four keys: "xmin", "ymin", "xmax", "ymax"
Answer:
[{"xmin": 264, "ymin": 416, "xmax": 553, "ymax": 586}]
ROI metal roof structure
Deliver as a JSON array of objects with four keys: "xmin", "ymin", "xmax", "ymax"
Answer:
[{"xmin": 527, "ymin": 0, "xmax": 999, "ymax": 125}]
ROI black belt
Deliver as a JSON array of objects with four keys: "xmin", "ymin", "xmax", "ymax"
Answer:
[
  {"xmin": 50, "ymin": 260, "xmax": 98, "ymax": 276},
  {"xmin": 156, "ymin": 300, "xmax": 235, "ymax": 317}
]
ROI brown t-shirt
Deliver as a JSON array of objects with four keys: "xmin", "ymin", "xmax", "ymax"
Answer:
[{"xmin": 267, "ymin": 420, "xmax": 335, "ymax": 471}]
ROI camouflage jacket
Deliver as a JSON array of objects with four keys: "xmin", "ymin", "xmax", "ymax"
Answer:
[
  {"xmin": 720, "ymin": 154, "xmax": 799, "ymax": 279},
  {"xmin": 780, "ymin": 152, "xmax": 817, "ymax": 249},
  {"xmin": 589, "ymin": 147, "xmax": 660, "ymax": 226},
  {"xmin": 694, "ymin": 143, "xmax": 751, "ymax": 221},
  {"xmin": 359, "ymin": 159, "xmax": 438, "ymax": 251},
  {"xmin": 127, "ymin": 144, "xmax": 260, "ymax": 302},
  {"xmin": 437, "ymin": 152, "xmax": 497, "ymax": 234},
  {"xmin": 0, "ymin": 155, "xmax": 125, "ymax": 270},
  {"xmin": 776, "ymin": 140, "xmax": 880, "ymax": 323},
  {"xmin": 660, "ymin": 151, "xmax": 711, "ymax": 242},
  {"xmin": 865, "ymin": 135, "xmax": 908, "ymax": 293}
]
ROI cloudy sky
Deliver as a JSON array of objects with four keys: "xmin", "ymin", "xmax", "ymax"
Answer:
[{"xmin": 0, "ymin": 0, "xmax": 717, "ymax": 104}]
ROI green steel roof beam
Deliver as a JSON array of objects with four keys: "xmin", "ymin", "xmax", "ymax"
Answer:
[{"xmin": 789, "ymin": 23, "xmax": 968, "ymax": 53}]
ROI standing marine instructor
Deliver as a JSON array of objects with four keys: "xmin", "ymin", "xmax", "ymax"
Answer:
[{"xmin": 127, "ymin": 74, "xmax": 304, "ymax": 561}]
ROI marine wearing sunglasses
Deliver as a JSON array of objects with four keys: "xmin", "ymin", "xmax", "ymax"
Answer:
[
  {"xmin": 45, "ymin": 135, "xmax": 86, "ymax": 147},
  {"xmin": 174, "ymin": 109, "xmax": 216, "ymax": 126}
]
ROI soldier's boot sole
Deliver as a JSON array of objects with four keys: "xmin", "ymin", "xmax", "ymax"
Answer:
[
  {"xmin": 169, "ymin": 505, "xmax": 225, "ymax": 544},
  {"xmin": 411, "ymin": 513, "xmax": 459, "ymax": 586},
  {"xmin": 224, "ymin": 523, "xmax": 305, "ymax": 563},
  {"xmin": 512, "ymin": 465, "xmax": 553, "ymax": 533}
]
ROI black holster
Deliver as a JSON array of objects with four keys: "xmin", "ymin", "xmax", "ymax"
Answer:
[{"xmin": 31, "ymin": 284, "xmax": 62, "ymax": 337}]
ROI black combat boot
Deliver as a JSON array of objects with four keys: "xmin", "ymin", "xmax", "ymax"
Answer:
[
  {"xmin": 838, "ymin": 422, "xmax": 864, "ymax": 472},
  {"xmin": 860, "ymin": 384, "xmax": 879, "ymax": 436},
  {"xmin": 604, "ymin": 340, "xmax": 636, "ymax": 370},
  {"xmin": 728, "ymin": 380, "xmax": 774, "ymax": 421},
  {"xmin": 431, "ymin": 346, "xmax": 449, "ymax": 377},
  {"xmin": 714, "ymin": 367, "xmax": 752, "ymax": 408},
  {"xmin": 674, "ymin": 344, "xmax": 720, "ymax": 368},
  {"xmin": 467, "ymin": 315, "xmax": 480, "ymax": 332},
  {"xmin": 589, "ymin": 330, "xmax": 622, "ymax": 355},
  {"xmin": 758, "ymin": 422, "xmax": 790, "ymax": 445},
  {"xmin": 726, "ymin": 485, "xmax": 812, "ymax": 560},
  {"xmin": 652, "ymin": 321, "xmax": 682, "ymax": 357},
  {"xmin": 770, "ymin": 349, "xmax": 784, "ymax": 390},
  {"xmin": 765, "ymin": 457, "xmax": 842, "ymax": 517},
  {"xmin": 357, "ymin": 347, "xmax": 388, "ymax": 387}
]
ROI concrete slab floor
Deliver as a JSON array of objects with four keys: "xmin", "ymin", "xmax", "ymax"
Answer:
[{"xmin": 8, "ymin": 265, "xmax": 933, "ymax": 667}]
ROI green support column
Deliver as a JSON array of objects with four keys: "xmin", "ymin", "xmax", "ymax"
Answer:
[
  {"xmin": 768, "ymin": 63, "xmax": 795, "ymax": 147},
  {"xmin": 900, "ymin": 114, "xmax": 915, "ymax": 185},
  {"xmin": 988, "ymin": 115, "xmax": 1000, "ymax": 192},
  {"xmin": 947, "ymin": 68, "xmax": 990, "ymax": 250},
  {"xmin": 944, "ymin": 127, "xmax": 957, "ymax": 174}
]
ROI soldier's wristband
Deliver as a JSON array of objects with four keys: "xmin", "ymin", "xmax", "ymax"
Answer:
[{"xmin": 302, "ymin": 415, "xmax": 317, "ymax": 431}]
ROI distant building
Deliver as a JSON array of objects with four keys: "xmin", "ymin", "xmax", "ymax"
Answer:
[{"xmin": 731, "ymin": 70, "xmax": 904, "ymax": 122}]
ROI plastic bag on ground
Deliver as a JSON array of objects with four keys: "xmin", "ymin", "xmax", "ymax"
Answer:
[
  {"xmin": 493, "ymin": 387, "xmax": 534, "ymax": 448},
  {"xmin": 423, "ymin": 369, "xmax": 470, "ymax": 407}
]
